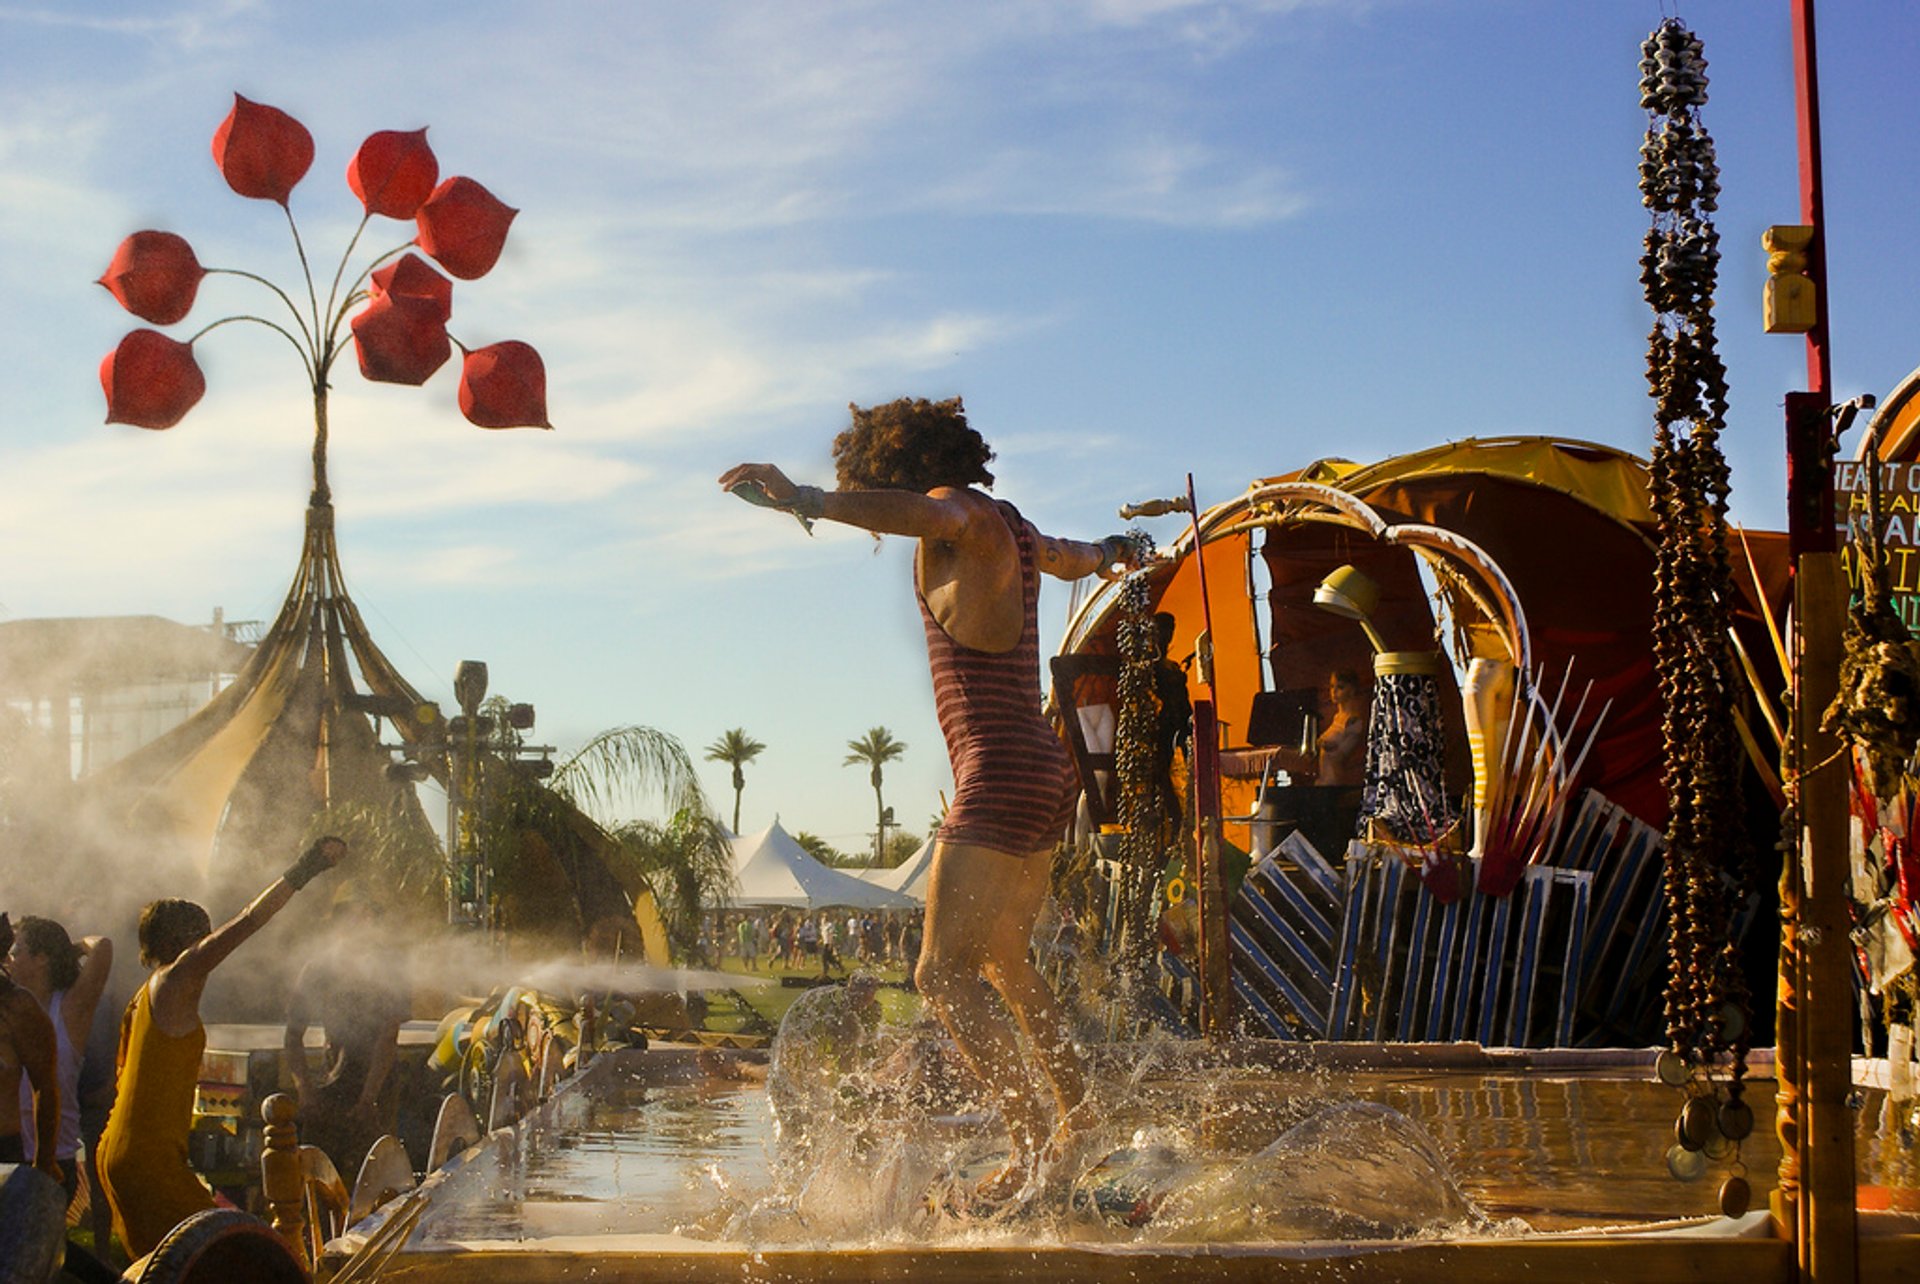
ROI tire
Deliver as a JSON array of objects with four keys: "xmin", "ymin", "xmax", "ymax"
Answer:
[{"xmin": 134, "ymin": 1208, "xmax": 306, "ymax": 1284}]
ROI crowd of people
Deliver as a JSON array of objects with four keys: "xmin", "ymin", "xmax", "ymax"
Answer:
[
  {"xmin": 705, "ymin": 909, "xmax": 923, "ymax": 978},
  {"xmin": 1, "ymin": 836, "xmax": 367, "ymax": 1273}
]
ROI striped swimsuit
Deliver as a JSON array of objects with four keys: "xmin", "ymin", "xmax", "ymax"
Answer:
[{"xmin": 919, "ymin": 499, "xmax": 1079, "ymax": 855}]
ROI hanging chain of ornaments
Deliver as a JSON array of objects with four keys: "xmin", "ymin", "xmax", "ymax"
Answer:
[
  {"xmin": 1111, "ymin": 529, "xmax": 1165, "ymax": 978},
  {"xmin": 1638, "ymin": 19, "xmax": 1756, "ymax": 1218}
]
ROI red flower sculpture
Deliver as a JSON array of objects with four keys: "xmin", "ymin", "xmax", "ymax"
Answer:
[
  {"xmin": 348, "ymin": 128, "xmax": 439, "ymax": 220},
  {"xmin": 99, "ymin": 95, "xmax": 548, "ymax": 460},
  {"xmin": 100, "ymin": 330, "xmax": 205, "ymax": 430},
  {"xmin": 459, "ymin": 341, "xmax": 550, "ymax": 429},
  {"xmin": 352, "ymin": 296, "xmax": 451, "ymax": 386},
  {"xmin": 98, "ymin": 231, "xmax": 206, "ymax": 325},
  {"xmin": 369, "ymin": 253, "xmax": 453, "ymax": 323},
  {"xmin": 211, "ymin": 95, "xmax": 314, "ymax": 206},
  {"xmin": 416, "ymin": 178, "xmax": 517, "ymax": 280}
]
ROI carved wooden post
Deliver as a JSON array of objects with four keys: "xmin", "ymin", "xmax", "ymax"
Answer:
[
  {"xmin": 1773, "ymin": 784, "xmax": 1804, "ymax": 1233},
  {"xmin": 260, "ymin": 1093, "xmax": 311, "ymax": 1274},
  {"xmin": 1794, "ymin": 550, "xmax": 1858, "ymax": 1282}
]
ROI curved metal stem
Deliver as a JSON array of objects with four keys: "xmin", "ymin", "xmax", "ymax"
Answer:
[{"xmin": 187, "ymin": 314, "xmax": 316, "ymax": 385}]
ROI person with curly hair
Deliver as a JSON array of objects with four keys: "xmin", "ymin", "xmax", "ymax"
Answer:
[{"xmin": 722, "ymin": 397, "xmax": 1137, "ymax": 1206}]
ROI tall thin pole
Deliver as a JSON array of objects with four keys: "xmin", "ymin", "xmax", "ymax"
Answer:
[
  {"xmin": 1793, "ymin": 0, "xmax": 1832, "ymax": 397},
  {"xmin": 1184, "ymin": 474, "xmax": 1232, "ymax": 1037},
  {"xmin": 1779, "ymin": 3, "xmax": 1856, "ymax": 1280}
]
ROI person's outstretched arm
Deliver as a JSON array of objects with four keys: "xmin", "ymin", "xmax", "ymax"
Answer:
[
  {"xmin": 152, "ymin": 838, "xmax": 346, "ymax": 1036},
  {"xmin": 64, "ymin": 935, "xmax": 114, "ymax": 1045},
  {"xmin": 1028, "ymin": 524, "xmax": 1139, "ymax": 582},
  {"xmin": 718, "ymin": 463, "xmax": 972, "ymax": 541}
]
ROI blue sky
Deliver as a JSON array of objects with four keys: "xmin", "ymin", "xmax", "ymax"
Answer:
[{"xmin": 2, "ymin": 1, "xmax": 1915, "ymax": 853}]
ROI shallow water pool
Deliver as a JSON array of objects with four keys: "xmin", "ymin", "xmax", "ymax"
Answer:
[{"xmin": 397, "ymin": 1044, "xmax": 1915, "ymax": 1249}]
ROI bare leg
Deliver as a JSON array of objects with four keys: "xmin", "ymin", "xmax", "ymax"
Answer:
[
  {"xmin": 978, "ymin": 848, "xmax": 1087, "ymax": 1121},
  {"xmin": 916, "ymin": 839, "xmax": 1086, "ymax": 1201}
]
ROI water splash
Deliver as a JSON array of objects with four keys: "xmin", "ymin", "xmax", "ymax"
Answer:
[{"xmin": 745, "ymin": 978, "xmax": 1492, "ymax": 1246}]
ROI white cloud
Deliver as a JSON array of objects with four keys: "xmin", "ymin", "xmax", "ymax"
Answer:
[{"xmin": 0, "ymin": 0, "xmax": 263, "ymax": 47}]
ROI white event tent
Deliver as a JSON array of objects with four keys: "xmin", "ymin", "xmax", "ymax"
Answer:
[
  {"xmin": 721, "ymin": 820, "xmax": 919, "ymax": 911},
  {"xmin": 855, "ymin": 837, "xmax": 934, "ymax": 904}
]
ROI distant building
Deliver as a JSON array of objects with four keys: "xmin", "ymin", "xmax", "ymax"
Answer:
[{"xmin": 0, "ymin": 612, "xmax": 257, "ymax": 779}]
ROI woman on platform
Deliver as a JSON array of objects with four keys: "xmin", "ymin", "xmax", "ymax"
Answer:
[{"xmin": 97, "ymin": 838, "xmax": 344, "ymax": 1258}]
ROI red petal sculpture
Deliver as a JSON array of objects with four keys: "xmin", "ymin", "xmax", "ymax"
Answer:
[
  {"xmin": 211, "ymin": 94, "xmax": 314, "ymax": 205},
  {"xmin": 369, "ymin": 253, "xmax": 453, "ymax": 323},
  {"xmin": 100, "ymin": 330, "xmax": 206, "ymax": 430},
  {"xmin": 98, "ymin": 231, "xmax": 206, "ymax": 325},
  {"xmin": 347, "ymin": 128, "xmax": 439, "ymax": 219},
  {"xmin": 415, "ymin": 177, "xmax": 517, "ymax": 280},
  {"xmin": 458, "ymin": 341, "xmax": 549, "ymax": 428},
  {"xmin": 351, "ymin": 295, "xmax": 452, "ymax": 386}
]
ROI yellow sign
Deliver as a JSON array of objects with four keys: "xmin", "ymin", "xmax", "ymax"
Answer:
[{"xmin": 1836, "ymin": 457, "xmax": 1920, "ymax": 629}]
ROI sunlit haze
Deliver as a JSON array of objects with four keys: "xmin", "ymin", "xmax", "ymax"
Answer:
[{"xmin": 2, "ymin": 1, "xmax": 1914, "ymax": 851}]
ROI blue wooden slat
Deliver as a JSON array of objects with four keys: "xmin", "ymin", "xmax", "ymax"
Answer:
[
  {"xmin": 1275, "ymin": 829, "xmax": 1344, "ymax": 903},
  {"xmin": 1328, "ymin": 856, "xmax": 1377, "ymax": 1039},
  {"xmin": 1450, "ymin": 881, "xmax": 1492, "ymax": 1042},
  {"xmin": 1229, "ymin": 919, "xmax": 1327, "ymax": 1035},
  {"xmin": 1581, "ymin": 830, "xmax": 1646, "ymax": 955},
  {"xmin": 1475, "ymin": 890, "xmax": 1516, "ymax": 1047},
  {"xmin": 1236, "ymin": 882, "xmax": 1335, "ymax": 990},
  {"xmin": 1249, "ymin": 861, "xmax": 1336, "ymax": 951},
  {"xmin": 1427, "ymin": 888, "xmax": 1472, "ymax": 1041},
  {"xmin": 1504, "ymin": 869, "xmax": 1551, "ymax": 1047},
  {"xmin": 1555, "ymin": 870, "xmax": 1592, "ymax": 1047},
  {"xmin": 1231, "ymin": 972, "xmax": 1299, "ymax": 1040},
  {"xmin": 1556, "ymin": 793, "xmax": 1608, "ymax": 872},
  {"xmin": 1369, "ymin": 857, "xmax": 1408, "ymax": 1041},
  {"xmin": 1600, "ymin": 833, "xmax": 1669, "ymax": 1028},
  {"xmin": 1395, "ymin": 887, "xmax": 1437, "ymax": 1043}
]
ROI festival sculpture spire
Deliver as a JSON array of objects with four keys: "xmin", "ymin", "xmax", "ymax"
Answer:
[{"xmin": 84, "ymin": 94, "xmax": 553, "ymax": 895}]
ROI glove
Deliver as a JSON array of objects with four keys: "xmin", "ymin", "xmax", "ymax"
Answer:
[
  {"xmin": 1095, "ymin": 533, "xmax": 1142, "ymax": 578},
  {"xmin": 284, "ymin": 837, "xmax": 345, "ymax": 891}
]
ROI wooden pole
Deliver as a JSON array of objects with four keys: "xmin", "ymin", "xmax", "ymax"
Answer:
[
  {"xmin": 1183, "ymin": 475, "xmax": 1233, "ymax": 1037},
  {"xmin": 1779, "ymin": 4, "xmax": 1857, "ymax": 1279},
  {"xmin": 260, "ymin": 1092, "xmax": 313, "ymax": 1273},
  {"xmin": 1791, "ymin": 551, "xmax": 1858, "ymax": 1283}
]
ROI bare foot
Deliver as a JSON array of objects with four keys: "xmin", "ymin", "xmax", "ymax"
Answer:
[
  {"xmin": 972, "ymin": 1153, "xmax": 1038, "ymax": 1205},
  {"xmin": 1042, "ymin": 1093, "xmax": 1099, "ymax": 1170}
]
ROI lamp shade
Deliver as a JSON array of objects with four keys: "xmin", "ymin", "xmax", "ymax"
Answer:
[{"xmin": 1313, "ymin": 564, "xmax": 1381, "ymax": 622}]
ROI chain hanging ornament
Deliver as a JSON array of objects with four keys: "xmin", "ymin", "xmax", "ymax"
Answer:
[
  {"xmin": 1638, "ymin": 20, "xmax": 1755, "ymax": 1216},
  {"xmin": 1110, "ymin": 530, "xmax": 1166, "ymax": 985}
]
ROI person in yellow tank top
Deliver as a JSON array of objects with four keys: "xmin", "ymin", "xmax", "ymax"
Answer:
[{"xmin": 97, "ymin": 838, "xmax": 345, "ymax": 1259}]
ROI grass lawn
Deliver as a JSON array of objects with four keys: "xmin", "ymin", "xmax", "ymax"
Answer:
[{"xmin": 707, "ymin": 955, "xmax": 923, "ymax": 1032}]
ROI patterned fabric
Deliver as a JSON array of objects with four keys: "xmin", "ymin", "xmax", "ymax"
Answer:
[
  {"xmin": 1358, "ymin": 671, "xmax": 1460, "ymax": 844},
  {"xmin": 919, "ymin": 498, "xmax": 1078, "ymax": 855}
]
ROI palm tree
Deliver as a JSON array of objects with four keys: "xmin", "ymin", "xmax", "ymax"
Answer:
[
  {"xmin": 793, "ymin": 831, "xmax": 852, "ymax": 867},
  {"xmin": 704, "ymin": 728, "xmax": 766, "ymax": 833},
  {"xmin": 602, "ymin": 809, "xmax": 735, "ymax": 964},
  {"xmin": 484, "ymin": 722, "xmax": 733, "ymax": 960},
  {"xmin": 844, "ymin": 726, "xmax": 907, "ymax": 864}
]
